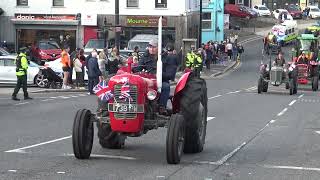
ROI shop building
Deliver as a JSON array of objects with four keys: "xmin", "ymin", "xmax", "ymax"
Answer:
[{"xmin": 0, "ymin": 0, "xmax": 202, "ymax": 52}]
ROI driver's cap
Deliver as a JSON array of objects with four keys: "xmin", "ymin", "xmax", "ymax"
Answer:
[{"xmin": 149, "ymin": 39, "xmax": 158, "ymax": 47}]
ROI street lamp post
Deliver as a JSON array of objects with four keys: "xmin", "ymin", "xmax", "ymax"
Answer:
[
  {"xmin": 199, "ymin": 0, "xmax": 202, "ymax": 47},
  {"xmin": 115, "ymin": 0, "xmax": 120, "ymax": 50}
]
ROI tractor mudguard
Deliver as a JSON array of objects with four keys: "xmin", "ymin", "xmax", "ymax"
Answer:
[{"xmin": 172, "ymin": 72, "xmax": 191, "ymax": 113}]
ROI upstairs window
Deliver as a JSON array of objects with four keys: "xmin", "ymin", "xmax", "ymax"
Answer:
[
  {"xmin": 155, "ymin": 0, "xmax": 167, "ymax": 8},
  {"xmin": 53, "ymin": 0, "xmax": 64, "ymax": 7},
  {"xmin": 17, "ymin": 0, "xmax": 28, "ymax": 6},
  {"xmin": 127, "ymin": 0, "xmax": 139, "ymax": 7}
]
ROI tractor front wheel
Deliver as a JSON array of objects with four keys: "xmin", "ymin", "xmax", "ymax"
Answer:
[
  {"xmin": 166, "ymin": 114, "xmax": 185, "ymax": 164},
  {"xmin": 312, "ymin": 76, "xmax": 319, "ymax": 91},
  {"xmin": 258, "ymin": 77, "xmax": 263, "ymax": 94},
  {"xmin": 72, "ymin": 109, "xmax": 94, "ymax": 159}
]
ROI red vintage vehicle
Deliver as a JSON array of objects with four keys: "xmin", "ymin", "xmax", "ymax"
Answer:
[
  {"xmin": 72, "ymin": 17, "xmax": 208, "ymax": 164},
  {"xmin": 294, "ymin": 60, "xmax": 319, "ymax": 91},
  {"xmin": 31, "ymin": 40, "xmax": 62, "ymax": 62}
]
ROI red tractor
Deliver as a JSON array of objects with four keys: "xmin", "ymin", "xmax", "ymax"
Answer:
[{"xmin": 72, "ymin": 17, "xmax": 208, "ymax": 164}]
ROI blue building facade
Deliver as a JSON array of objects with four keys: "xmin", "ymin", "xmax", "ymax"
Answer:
[{"xmin": 202, "ymin": 1, "xmax": 224, "ymax": 43}]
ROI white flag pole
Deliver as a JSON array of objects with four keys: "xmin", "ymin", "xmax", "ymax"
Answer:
[{"xmin": 157, "ymin": 16, "xmax": 163, "ymax": 93}]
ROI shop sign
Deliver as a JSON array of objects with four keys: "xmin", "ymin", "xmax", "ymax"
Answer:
[
  {"xmin": 14, "ymin": 14, "xmax": 76, "ymax": 21},
  {"xmin": 126, "ymin": 16, "xmax": 167, "ymax": 27},
  {"xmin": 81, "ymin": 14, "xmax": 97, "ymax": 26}
]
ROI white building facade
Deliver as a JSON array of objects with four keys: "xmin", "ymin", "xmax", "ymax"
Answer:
[{"xmin": 0, "ymin": 0, "xmax": 201, "ymax": 51}]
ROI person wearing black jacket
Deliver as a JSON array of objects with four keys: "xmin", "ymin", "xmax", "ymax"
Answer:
[
  {"xmin": 87, "ymin": 51, "xmax": 102, "ymax": 95},
  {"xmin": 136, "ymin": 40, "xmax": 177, "ymax": 115}
]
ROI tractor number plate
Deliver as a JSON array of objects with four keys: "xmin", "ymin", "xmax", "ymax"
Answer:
[{"xmin": 108, "ymin": 103, "xmax": 144, "ymax": 113}]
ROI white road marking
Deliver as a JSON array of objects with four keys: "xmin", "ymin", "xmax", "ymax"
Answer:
[
  {"xmin": 5, "ymin": 136, "xmax": 71, "ymax": 153},
  {"xmin": 226, "ymin": 90, "xmax": 241, "ymax": 95},
  {"xmin": 79, "ymin": 94, "xmax": 87, "ymax": 97},
  {"xmin": 58, "ymin": 96, "xmax": 70, "ymax": 99},
  {"xmin": 264, "ymin": 165, "xmax": 320, "ymax": 172},
  {"xmin": 156, "ymin": 176, "xmax": 166, "ymax": 179},
  {"xmin": 8, "ymin": 170, "xmax": 17, "ymax": 173},
  {"xmin": 50, "ymin": 97, "xmax": 57, "ymax": 99},
  {"xmin": 41, "ymin": 99, "xmax": 54, "ymax": 102},
  {"xmin": 14, "ymin": 102, "xmax": 30, "ymax": 106},
  {"xmin": 64, "ymin": 153, "xmax": 137, "ymax": 160},
  {"xmin": 277, "ymin": 108, "xmax": 288, "ymax": 117},
  {"xmin": 298, "ymin": 94, "xmax": 305, "ymax": 99},
  {"xmin": 288, "ymin": 100, "xmax": 297, "ymax": 106},
  {"xmin": 193, "ymin": 161, "xmax": 221, "ymax": 165},
  {"xmin": 245, "ymin": 86, "xmax": 257, "ymax": 91},
  {"xmin": 57, "ymin": 171, "xmax": 65, "ymax": 174},
  {"xmin": 270, "ymin": 120, "xmax": 276, "ymax": 124},
  {"xmin": 207, "ymin": 117, "xmax": 216, "ymax": 121},
  {"xmin": 208, "ymin": 95, "xmax": 222, "ymax": 100},
  {"xmin": 215, "ymin": 142, "xmax": 247, "ymax": 165},
  {"xmin": 315, "ymin": 131, "xmax": 320, "ymax": 135},
  {"xmin": 70, "ymin": 95, "xmax": 78, "ymax": 98}
]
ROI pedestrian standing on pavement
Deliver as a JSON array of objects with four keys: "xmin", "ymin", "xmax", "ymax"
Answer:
[
  {"xmin": 232, "ymin": 42, "xmax": 238, "ymax": 61},
  {"xmin": 205, "ymin": 43, "xmax": 213, "ymax": 69},
  {"xmin": 98, "ymin": 51, "xmax": 107, "ymax": 79},
  {"xmin": 12, "ymin": 48, "xmax": 33, "ymax": 101},
  {"xmin": 73, "ymin": 53, "xmax": 83, "ymax": 89},
  {"xmin": 79, "ymin": 49, "xmax": 86, "ymax": 88},
  {"xmin": 237, "ymin": 44, "xmax": 244, "ymax": 61},
  {"xmin": 226, "ymin": 41, "xmax": 233, "ymax": 60},
  {"xmin": 87, "ymin": 51, "xmax": 102, "ymax": 95},
  {"xmin": 107, "ymin": 47, "xmax": 120, "ymax": 76},
  {"xmin": 61, "ymin": 46, "xmax": 71, "ymax": 89}
]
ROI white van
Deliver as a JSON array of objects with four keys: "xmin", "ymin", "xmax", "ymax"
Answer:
[
  {"xmin": 271, "ymin": 20, "xmax": 298, "ymax": 46},
  {"xmin": 127, "ymin": 34, "xmax": 158, "ymax": 51}
]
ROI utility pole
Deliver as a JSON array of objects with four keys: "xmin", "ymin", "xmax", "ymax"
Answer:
[
  {"xmin": 199, "ymin": 0, "xmax": 202, "ymax": 47},
  {"xmin": 115, "ymin": 0, "xmax": 120, "ymax": 50}
]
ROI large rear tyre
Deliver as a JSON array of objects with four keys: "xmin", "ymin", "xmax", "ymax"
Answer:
[
  {"xmin": 312, "ymin": 76, "xmax": 319, "ymax": 91},
  {"xmin": 98, "ymin": 124, "xmax": 125, "ymax": 149},
  {"xmin": 289, "ymin": 79, "xmax": 294, "ymax": 95},
  {"xmin": 180, "ymin": 75, "xmax": 208, "ymax": 154},
  {"xmin": 262, "ymin": 81, "xmax": 268, "ymax": 92},
  {"xmin": 72, "ymin": 109, "xmax": 94, "ymax": 159},
  {"xmin": 166, "ymin": 114, "xmax": 185, "ymax": 164}
]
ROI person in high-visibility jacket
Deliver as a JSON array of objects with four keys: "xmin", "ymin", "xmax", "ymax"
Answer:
[
  {"xmin": 185, "ymin": 45, "xmax": 202, "ymax": 76},
  {"xmin": 12, "ymin": 49, "xmax": 32, "ymax": 101}
]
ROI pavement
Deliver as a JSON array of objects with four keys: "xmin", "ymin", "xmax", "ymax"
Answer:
[{"xmin": 1, "ymin": 21, "xmax": 320, "ymax": 179}]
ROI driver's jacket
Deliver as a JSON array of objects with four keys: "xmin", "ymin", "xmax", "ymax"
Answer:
[{"xmin": 267, "ymin": 34, "xmax": 276, "ymax": 44}]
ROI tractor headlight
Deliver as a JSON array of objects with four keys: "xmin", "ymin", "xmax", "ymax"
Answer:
[
  {"xmin": 147, "ymin": 90, "xmax": 157, "ymax": 101},
  {"xmin": 289, "ymin": 67, "xmax": 293, "ymax": 71}
]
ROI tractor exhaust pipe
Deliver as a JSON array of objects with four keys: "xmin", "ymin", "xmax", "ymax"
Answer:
[{"xmin": 157, "ymin": 16, "xmax": 163, "ymax": 93}]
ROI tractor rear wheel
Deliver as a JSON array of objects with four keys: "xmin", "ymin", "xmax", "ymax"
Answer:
[
  {"xmin": 98, "ymin": 124, "xmax": 125, "ymax": 149},
  {"xmin": 166, "ymin": 114, "xmax": 185, "ymax": 164},
  {"xmin": 312, "ymin": 76, "xmax": 319, "ymax": 91},
  {"xmin": 72, "ymin": 109, "xmax": 94, "ymax": 159},
  {"xmin": 263, "ymin": 81, "xmax": 268, "ymax": 92},
  {"xmin": 289, "ymin": 79, "xmax": 294, "ymax": 95},
  {"xmin": 180, "ymin": 75, "xmax": 208, "ymax": 154}
]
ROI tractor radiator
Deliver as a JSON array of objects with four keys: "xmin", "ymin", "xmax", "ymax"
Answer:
[{"xmin": 113, "ymin": 85, "xmax": 138, "ymax": 119}]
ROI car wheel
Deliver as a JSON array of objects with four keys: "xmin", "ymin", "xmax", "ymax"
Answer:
[{"xmin": 35, "ymin": 74, "xmax": 49, "ymax": 88}]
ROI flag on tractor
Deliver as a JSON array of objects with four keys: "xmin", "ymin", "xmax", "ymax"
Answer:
[
  {"xmin": 119, "ymin": 81, "xmax": 133, "ymax": 102},
  {"xmin": 93, "ymin": 81, "xmax": 114, "ymax": 102}
]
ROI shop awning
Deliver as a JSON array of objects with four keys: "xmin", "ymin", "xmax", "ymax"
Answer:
[{"xmin": 11, "ymin": 19, "xmax": 79, "ymax": 26}]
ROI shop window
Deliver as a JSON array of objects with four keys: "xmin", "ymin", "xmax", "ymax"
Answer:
[
  {"xmin": 155, "ymin": 0, "xmax": 167, "ymax": 8},
  {"xmin": 127, "ymin": 0, "xmax": 139, "ymax": 7},
  {"xmin": 0, "ymin": 60, "xmax": 4, "ymax": 66},
  {"xmin": 53, "ymin": 0, "xmax": 64, "ymax": 7},
  {"xmin": 202, "ymin": 12, "xmax": 212, "ymax": 30},
  {"xmin": 237, "ymin": 0, "xmax": 244, "ymax": 5},
  {"xmin": 17, "ymin": 0, "xmax": 28, "ymax": 6}
]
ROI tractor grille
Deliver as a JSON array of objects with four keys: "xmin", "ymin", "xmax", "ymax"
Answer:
[
  {"xmin": 270, "ymin": 68, "xmax": 283, "ymax": 85},
  {"xmin": 114, "ymin": 84, "xmax": 138, "ymax": 119}
]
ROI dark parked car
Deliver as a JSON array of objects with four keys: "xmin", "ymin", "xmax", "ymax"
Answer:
[
  {"xmin": 31, "ymin": 40, "xmax": 62, "ymax": 62},
  {"xmin": 285, "ymin": 4, "xmax": 303, "ymax": 19},
  {"xmin": 224, "ymin": 4, "xmax": 258, "ymax": 19}
]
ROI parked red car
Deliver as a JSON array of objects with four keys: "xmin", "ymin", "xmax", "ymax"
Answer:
[
  {"xmin": 31, "ymin": 40, "xmax": 62, "ymax": 62},
  {"xmin": 224, "ymin": 4, "xmax": 258, "ymax": 19},
  {"xmin": 285, "ymin": 4, "xmax": 303, "ymax": 19}
]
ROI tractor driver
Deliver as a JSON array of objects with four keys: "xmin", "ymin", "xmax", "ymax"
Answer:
[
  {"xmin": 273, "ymin": 51, "xmax": 286, "ymax": 67},
  {"xmin": 297, "ymin": 51, "xmax": 309, "ymax": 65},
  {"xmin": 135, "ymin": 39, "xmax": 178, "ymax": 115}
]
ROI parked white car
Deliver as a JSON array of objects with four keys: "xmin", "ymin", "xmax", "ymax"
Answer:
[
  {"xmin": 308, "ymin": 6, "xmax": 320, "ymax": 19},
  {"xmin": 84, "ymin": 39, "xmax": 105, "ymax": 58},
  {"xmin": 0, "ymin": 55, "xmax": 48, "ymax": 87},
  {"xmin": 45, "ymin": 58, "xmax": 88, "ymax": 81},
  {"xmin": 253, "ymin": 5, "xmax": 271, "ymax": 16},
  {"xmin": 273, "ymin": 9, "xmax": 293, "ymax": 20}
]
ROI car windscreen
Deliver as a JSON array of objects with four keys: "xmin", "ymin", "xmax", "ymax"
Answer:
[
  {"xmin": 0, "ymin": 48, "xmax": 10, "ymax": 55},
  {"xmin": 288, "ymin": 6, "xmax": 300, "ymax": 11},
  {"xmin": 259, "ymin": 6, "xmax": 268, "ymax": 10},
  {"xmin": 29, "ymin": 61, "xmax": 39, "ymax": 67},
  {"xmin": 39, "ymin": 42, "xmax": 60, "ymax": 50},
  {"xmin": 85, "ymin": 40, "xmax": 105, "ymax": 49},
  {"xmin": 300, "ymin": 40, "xmax": 312, "ymax": 51},
  {"xmin": 127, "ymin": 42, "xmax": 149, "ymax": 51},
  {"xmin": 311, "ymin": 8, "xmax": 320, "ymax": 12}
]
